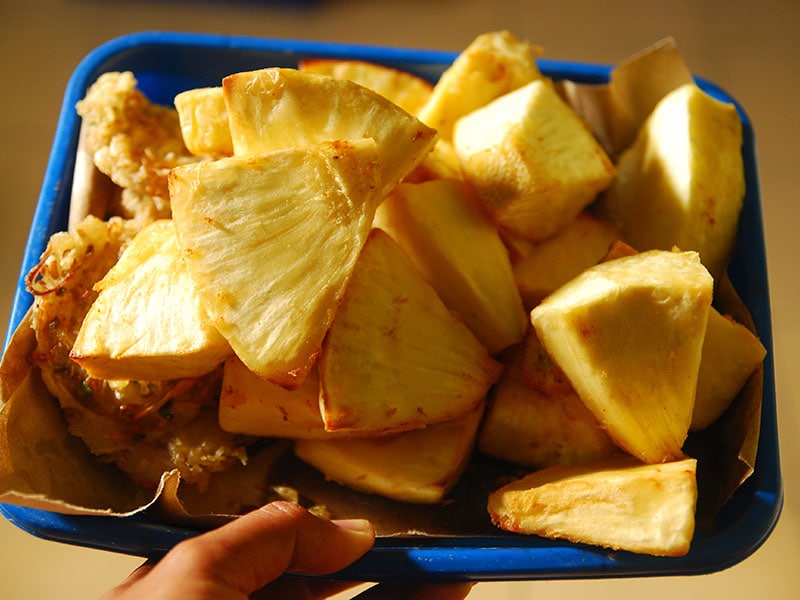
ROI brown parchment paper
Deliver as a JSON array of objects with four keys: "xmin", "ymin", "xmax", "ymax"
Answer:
[
  {"xmin": 68, "ymin": 122, "xmax": 123, "ymax": 232},
  {"xmin": 684, "ymin": 276, "xmax": 763, "ymax": 532},
  {"xmin": 0, "ymin": 38, "xmax": 764, "ymax": 543},
  {"xmin": 0, "ymin": 329, "xmax": 152, "ymax": 516},
  {"xmin": 557, "ymin": 37, "xmax": 695, "ymax": 159}
]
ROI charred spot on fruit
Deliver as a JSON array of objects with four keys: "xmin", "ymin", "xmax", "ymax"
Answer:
[
  {"xmin": 701, "ymin": 201, "xmax": 718, "ymax": 226},
  {"xmin": 577, "ymin": 319, "xmax": 596, "ymax": 339},
  {"xmin": 326, "ymin": 139, "xmax": 354, "ymax": 159},
  {"xmin": 222, "ymin": 386, "xmax": 247, "ymax": 409},
  {"xmin": 202, "ymin": 215, "xmax": 231, "ymax": 232}
]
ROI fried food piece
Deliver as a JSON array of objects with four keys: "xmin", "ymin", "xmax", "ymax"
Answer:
[
  {"xmin": 223, "ymin": 67, "xmax": 438, "ymax": 200},
  {"xmin": 219, "ymin": 358, "xmax": 358, "ymax": 440},
  {"xmin": 169, "ymin": 139, "xmax": 382, "ymax": 390},
  {"xmin": 295, "ymin": 402, "xmax": 486, "ymax": 504},
  {"xmin": 76, "ymin": 71, "xmax": 201, "ymax": 222},
  {"xmin": 488, "ymin": 456, "xmax": 698, "ymax": 556},
  {"xmin": 531, "ymin": 249, "xmax": 713, "ymax": 464},
  {"xmin": 595, "ymin": 83, "xmax": 745, "ymax": 281},
  {"xmin": 298, "ymin": 58, "xmax": 433, "ymax": 116},
  {"xmin": 174, "ymin": 86, "xmax": 234, "ymax": 157},
  {"xmin": 319, "ymin": 229, "xmax": 502, "ymax": 434},
  {"xmin": 478, "ymin": 329, "xmax": 618, "ymax": 469},
  {"xmin": 692, "ymin": 308, "xmax": 767, "ymax": 430},
  {"xmin": 70, "ymin": 219, "xmax": 233, "ymax": 381},
  {"xmin": 417, "ymin": 30, "xmax": 542, "ymax": 141},
  {"xmin": 375, "ymin": 179, "xmax": 527, "ymax": 354},
  {"xmin": 453, "ymin": 79, "xmax": 616, "ymax": 242},
  {"xmin": 511, "ymin": 212, "xmax": 620, "ymax": 310},
  {"xmin": 26, "ymin": 216, "xmax": 249, "ymax": 490}
]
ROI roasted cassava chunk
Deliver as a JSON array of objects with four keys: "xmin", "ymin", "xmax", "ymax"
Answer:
[
  {"xmin": 174, "ymin": 86, "xmax": 233, "ymax": 158},
  {"xmin": 375, "ymin": 178, "xmax": 527, "ymax": 354},
  {"xmin": 70, "ymin": 219, "xmax": 233, "ymax": 381},
  {"xmin": 169, "ymin": 139, "xmax": 381, "ymax": 390},
  {"xmin": 295, "ymin": 402, "xmax": 486, "ymax": 504},
  {"xmin": 596, "ymin": 83, "xmax": 745, "ymax": 281},
  {"xmin": 531, "ymin": 249, "xmax": 713, "ymax": 464},
  {"xmin": 318, "ymin": 229, "xmax": 502, "ymax": 435},
  {"xmin": 488, "ymin": 457, "xmax": 698, "ymax": 556},
  {"xmin": 223, "ymin": 67, "xmax": 438, "ymax": 200}
]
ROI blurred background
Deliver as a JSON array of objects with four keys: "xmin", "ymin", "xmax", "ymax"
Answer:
[{"xmin": 1, "ymin": 1, "xmax": 797, "ymax": 598}]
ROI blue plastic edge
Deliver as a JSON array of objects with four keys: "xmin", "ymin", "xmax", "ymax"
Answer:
[{"xmin": 0, "ymin": 31, "xmax": 783, "ymax": 582}]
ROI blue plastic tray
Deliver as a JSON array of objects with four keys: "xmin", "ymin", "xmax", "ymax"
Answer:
[{"xmin": 0, "ymin": 31, "xmax": 782, "ymax": 582}]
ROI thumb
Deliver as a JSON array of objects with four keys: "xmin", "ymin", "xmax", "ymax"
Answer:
[{"xmin": 138, "ymin": 501, "xmax": 375, "ymax": 598}]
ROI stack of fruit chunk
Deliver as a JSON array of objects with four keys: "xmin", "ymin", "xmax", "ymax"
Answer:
[{"xmin": 34, "ymin": 30, "xmax": 767, "ymax": 557}]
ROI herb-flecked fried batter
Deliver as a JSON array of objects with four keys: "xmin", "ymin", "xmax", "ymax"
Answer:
[
  {"xmin": 76, "ymin": 71, "xmax": 201, "ymax": 222},
  {"xmin": 26, "ymin": 216, "xmax": 249, "ymax": 491}
]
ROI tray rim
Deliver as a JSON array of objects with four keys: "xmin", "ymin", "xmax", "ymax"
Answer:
[{"xmin": 0, "ymin": 30, "xmax": 784, "ymax": 582}]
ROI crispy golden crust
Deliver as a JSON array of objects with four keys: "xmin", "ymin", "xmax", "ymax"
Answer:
[
  {"xmin": 76, "ymin": 71, "xmax": 201, "ymax": 222},
  {"xmin": 27, "ymin": 216, "xmax": 248, "ymax": 491}
]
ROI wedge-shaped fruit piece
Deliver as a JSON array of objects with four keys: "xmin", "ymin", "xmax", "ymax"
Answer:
[
  {"xmin": 223, "ymin": 67, "xmax": 438, "ymax": 199},
  {"xmin": 512, "ymin": 212, "xmax": 620, "ymax": 310},
  {"xmin": 298, "ymin": 58, "xmax": 433, "ymax": 116},
  {"xmin": 417, "ymin": 30, "xmax": 542, "ymax": 140},
  {"xmin": 375, "ymin": 179, "xmax": 527, "ymax": 354},
  {"xmin": 453, "ymin": 79, "xmax": 616, "ymax": 242},
  {"xmin": 488, "ymin": 456, "xmax": 698, "ymax": 557},
  {"xmin": 174, "ymin": 86, "xmax": 233, "ymax": 157},
  {"xmin": 692, "ymin": 308, "xmax": 767, "ymax": 430},
  {"xmin": 169, "ymin": 139, "xmax": 381, "ymax": 389},
  {"xmin": 596, "ymin": 83, "xmax": 744, "ymax": 280},
  {"xmin": 478, "ymin": 332, "xmax": 618, "ymax": 468},
  {"xmin": 319, "ymin": 229, "xmax": 502, "ymax": 434},
  {"xmin": 295, "ymin": 402, "xmax": 485, "ymax": 504},
  {"xmin": 531, "ymin": 250, "xmax": 713, "ymax": 464},
  {"xmin": 220, "ymin": 357, "xmax": 361, "ymax": 440},
  {"xmin": 592, "ymin": 242, "xmax": 766, "ymax": 430},
  {"xmin": 70, "ymin": 219, "xmax": 232, "ymax": 380}
]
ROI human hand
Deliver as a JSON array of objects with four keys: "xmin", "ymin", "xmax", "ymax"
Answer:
[{"xmin": 102, "ymin": 501, "xmax": 475, "ymax": 599}]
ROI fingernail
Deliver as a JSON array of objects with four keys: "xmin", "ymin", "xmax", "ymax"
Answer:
[{"xmin": 332, "ymin": 518, "xmax": 374, "ymax": 537}]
